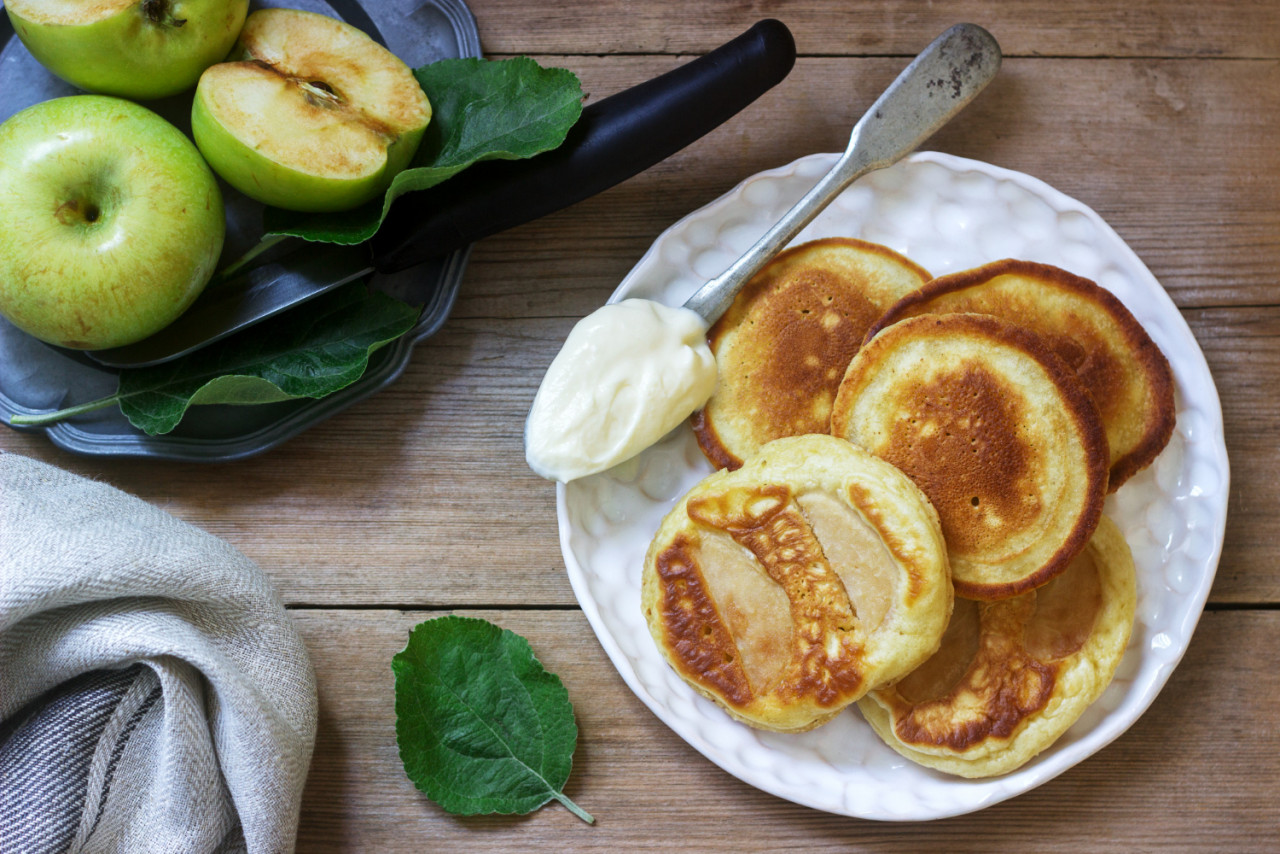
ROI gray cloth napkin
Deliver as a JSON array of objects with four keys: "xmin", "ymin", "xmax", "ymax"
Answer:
[{"xmin": 0, "ymin": 453, "xmax": 317, "ymax": 854}]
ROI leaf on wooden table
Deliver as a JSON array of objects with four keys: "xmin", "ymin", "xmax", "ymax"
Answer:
[
  {"xmin": 392, "ymin": 615, "xmax": 594, "ymax": 823},
  {"xmin": 264, "ymin": 57, "xmax": 584, "ymax": 245}
]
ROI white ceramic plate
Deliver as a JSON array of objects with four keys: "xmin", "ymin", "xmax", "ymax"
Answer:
[{"xmin": 556, "ymin": 151, "xmax": 1229, "ymax": 820}]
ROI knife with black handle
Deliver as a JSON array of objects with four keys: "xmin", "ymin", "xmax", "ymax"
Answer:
[{"xmin": 87, "ymin": 19, "xmax": 796, "ymax": 369}]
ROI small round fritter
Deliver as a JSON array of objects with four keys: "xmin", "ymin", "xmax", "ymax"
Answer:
[
  {"xmin": 642, "ymin": 434, "xmax": 952, "ymax": 733},
  {"xmin": 831, "ymin": 313, "xmax": 1109, "ymax": 601},
  {"xmin": 868, "ymin": 260, "xmax": 1174, "ymax": 491},
  {"xmin": 857, "ymin": 515, "xmax": 1136, "ymax": 778},
  {"xmin": 692, "ymin": 238, "xmax": 931, "ymax": 471}
]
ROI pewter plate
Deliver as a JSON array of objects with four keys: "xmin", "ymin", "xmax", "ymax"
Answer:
[
  {"xmin": 558, "ymin": 151, "xmax": 1229, "ymax": 819},
  {"xmin": 0, "ymin": 0, "xmax": 479, "ymax": 460}
]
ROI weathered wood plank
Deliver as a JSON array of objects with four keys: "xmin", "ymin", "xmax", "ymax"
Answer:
[
  {"xmin": 450, "ymin": 56, "xmax": 1280, "ymax": 315},
  {"xmin": 2, "ymin": 300, "xmax": 1272, "ymax": 605},
  {"xmin": 1, "ymin": 51, "xmax": 1273, "ymax": 604},
  {"xmin": 293, "ymin": 608, "xmax": 1280, "ymax": 851},
  {"xmin": 465, "ymin": 0, "xmax": 1280, "ymax": 59},
  {"xmin": 0, "ymin": 8, "xmax": 1272, "ymax": 850}
]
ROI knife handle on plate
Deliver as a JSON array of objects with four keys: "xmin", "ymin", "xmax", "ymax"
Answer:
[{"xmin": 368, "ymin": 19, "xmax": 797, "ymax": 274}]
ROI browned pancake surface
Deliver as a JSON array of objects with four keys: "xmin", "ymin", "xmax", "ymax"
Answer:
[
  {"xmin": 868, "ymin": 259, "xmax": 1174, "ymax": 490},
  {"xmin": 642, "ymin": 435, "xmax": 952, "ymax": 732},
  {"xmin": 832, "ymin": 313, "xmax": 1109, "ymax": 600},
  {"xmin": 693, "ymin": 238, "xmax": 930, "ymax": 470},
  {"xmin": 858, "ymin": 515, "xmax": 1136, "ymax": 777}
]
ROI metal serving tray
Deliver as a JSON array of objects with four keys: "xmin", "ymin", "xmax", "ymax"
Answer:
[{"xmin": 0, "ymin": 0, "xmax": 479, "ymax": 461}]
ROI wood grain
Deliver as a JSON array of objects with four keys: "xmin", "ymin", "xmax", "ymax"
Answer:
[
  {"xmin": 456, "ymin": 55, "xmax": 1280, "ymax": 313},
  {"xmin": 466, "ymin": 0, "xmax": 1280, "ymax": 60},
  {"xmin": 0, "ymin": 2, "xmax": 1274, "ymax": 847},
  {"xmin": 294, "ymin": 608, "xmax": 1280, "ymax": 851},
  {"xmin": 3, "ymin": 52, "xmax": 1274, "ymax": 605},
  {"xmin": 4, "ymin": 301, "xmax": 1271, "ymax": 606}
]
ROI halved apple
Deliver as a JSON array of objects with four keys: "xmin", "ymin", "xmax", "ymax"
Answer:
[
  {"xmin": 191, "ymin": 8, "xmax": 432, "ymax": 213},
  {"xmin": 5, "ymin": 0, "xmax": 248, "ymax": 100}
]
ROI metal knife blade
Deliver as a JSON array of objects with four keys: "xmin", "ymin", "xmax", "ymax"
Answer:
[{"xmin": 89, "ymin": 244, "xmax": 374, "ymax": 368}]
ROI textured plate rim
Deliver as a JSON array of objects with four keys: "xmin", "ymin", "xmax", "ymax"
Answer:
[{"xmin": 556, "ymin": 150, "xmax": 1229, "ymax": 820}]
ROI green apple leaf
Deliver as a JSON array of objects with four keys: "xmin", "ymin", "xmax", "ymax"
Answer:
[
  {"xmin": 10, "ymin": 282, "xmax": 419, "ymax": 435},
  {"xmin": 392, "ymin": 615, "xmax": 593, "ymax": 823},
  {"xmin": 263, "ymin": 56, "xmax": 584, "ymax": 245},
  {"xmin": 115, "ymin": 282, "xmax": 418, "ymax": 434}
]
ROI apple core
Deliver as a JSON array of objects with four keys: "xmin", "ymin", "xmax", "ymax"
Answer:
[{"xmin": 192, "ymin": 8, "xmax": 432, "ymax": 212}]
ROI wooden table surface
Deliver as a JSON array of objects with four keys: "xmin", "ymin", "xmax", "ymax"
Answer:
[{"xmin": 4, "ymin": 1, "xmax": 1279, "ymax": 850}]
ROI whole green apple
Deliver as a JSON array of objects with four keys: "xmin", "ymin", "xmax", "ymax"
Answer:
[
  {"xmin": 192, "ymin": 8, "xmax": 432, "ymax": 212},
  {"xmin": 0, "ymin": 95, "xmax": 225, "ymax": 350},
  {"xmin": 5, "ymin": 0, "xmax": 249, "ymax": 100}
]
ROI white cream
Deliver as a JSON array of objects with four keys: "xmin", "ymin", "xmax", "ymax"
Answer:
[{"xmin": 525, "ymin": 298, "xmax": 718, "ymax": 482}]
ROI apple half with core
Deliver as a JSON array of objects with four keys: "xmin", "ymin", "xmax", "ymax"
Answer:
[
  {"xmin": 4, "ymin": 0, "xmax": 249, "ymax": 100},
  {"xmin": 0, "ymin": 96, "xmax": 225, "ymax": 350},
  {"xmin": 191, "ymin": 8, "xmax": 433, "ymax": 213}
]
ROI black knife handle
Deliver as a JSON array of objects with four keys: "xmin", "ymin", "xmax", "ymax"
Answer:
[{"xmin": 369, "ymin": 19, "xmax": 796, "ymax": 274}]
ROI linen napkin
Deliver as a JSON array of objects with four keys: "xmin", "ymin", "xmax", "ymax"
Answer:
[{"xmin": 0, "ymin": 452, "xmax": 317, "ymax": 854}]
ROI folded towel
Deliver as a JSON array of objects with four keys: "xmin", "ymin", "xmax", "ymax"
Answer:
[{"xmin": 0, "ymin": 453, "xmax": 317, "ymax": 854}]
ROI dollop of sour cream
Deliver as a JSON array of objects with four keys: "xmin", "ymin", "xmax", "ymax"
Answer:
[{"xmin": 525, "ymin": 298, "xmax": 718, "ymax": 482}]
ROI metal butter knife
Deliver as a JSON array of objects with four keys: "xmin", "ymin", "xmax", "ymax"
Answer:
[{"xmin": 86, "ymin": 19, "xmax": 797, "ymax": 369}]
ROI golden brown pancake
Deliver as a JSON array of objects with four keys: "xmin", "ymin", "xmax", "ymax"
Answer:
[
  {"xmin": 867, "ymin": 260, "xmax": 1174, "ymax": 491},
  {"xmin": 692, "ymin": 238, "xmax": 931, "ymax": 471},
  {"xmin": 831, "ymin": 313, "xmax": 1109, "ymax": 601},
  {"xmin": 858, "ymin": 515, "xmax": 1136, "ymax": 778},
  {"xmin": 642, "ymin": 434, "xmax": 952, "ymax": 733}
]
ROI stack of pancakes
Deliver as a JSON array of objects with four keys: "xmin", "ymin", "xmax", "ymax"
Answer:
[{"xmin": 643, "ymin": 239, "xmax": 1172, "ymax": 777}]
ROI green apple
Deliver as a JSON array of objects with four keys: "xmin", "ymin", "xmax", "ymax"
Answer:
[
  {"xmin": 0, "ymin": 95, "xmax": 225, "ymax": 350},
  {"xmin": 5, "ymin": 0, "xmax": 248, "ymax": 100},
  {"xmin": 191, "ymin": 8, "xmax": 432, "ymax": 212}
]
